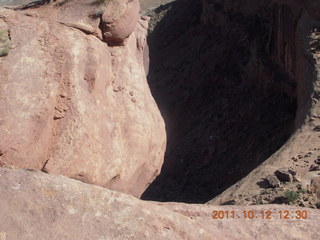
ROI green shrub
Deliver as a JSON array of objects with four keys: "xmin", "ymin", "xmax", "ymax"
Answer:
[
  {"xmin": 254, "ymin": 197, "xmax": 263, "ymax": 205},
  {"xmin": 0, "ymin": 29, "xmax": 9, "ymax": 42},
  {"xmin": 260, "ymin": 189, "xmax": 270, "ymax": 195},
  {"xmin": 297, "ymin": 188, "xmax": 306, "ymax": 194},
  {"xmin": 0, "ymin": 46, "xmax": 10, "ymax": 57},
  {"xmin": 284, "ymin": 190, "xmax": 300, "ymax": 204},
  {"xmin": 316, "ymin": 202, "xmax": 320, "ymax": 209}
]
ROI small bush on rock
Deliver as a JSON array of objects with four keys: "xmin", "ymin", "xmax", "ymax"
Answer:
[
  {"xmin": 284, "ymin": 190, "xmax": 300, "ymax": 204},
  {"xmin": 0, "ymin": 46, "xmax": 10, "ymax": 57},
  {"xmin": 0, "ymin": 29, "xmax": 10, "ymax": 57}
]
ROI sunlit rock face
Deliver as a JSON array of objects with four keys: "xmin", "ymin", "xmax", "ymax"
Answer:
[
  {"xmin": 1, "ymin": 168, "xmax": 320, "ymax": 240},
  {"xmin": 0, "ymin": 0, "xmax": 166, "ymax": 197}
]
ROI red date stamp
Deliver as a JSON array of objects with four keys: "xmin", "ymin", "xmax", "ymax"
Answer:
[{"xmin": 211, "ymin": 210, "xmax": 309, "ymax": 220}]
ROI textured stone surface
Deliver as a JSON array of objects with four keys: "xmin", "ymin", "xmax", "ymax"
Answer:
[
  {"xmin": 0, "ymin": 168, "xmax": 320, "ymax": 240},
  {"xmin": 101, "ymin": 0, "xmax": 140, "ymax": 45},
  {"xmin": 0, "ymin": 0, "xmax": 166, "ymax": 197},
  {"xmin": 274, "ymin": 169, "xmax": 293, "ymax": 183},
  {"xmin": 266, "ymin": 175, "xmax": 281, "ymax": 188},
  {"xmin": 0, "ymin": 0, "xmax": 34, "ymax": 6}
]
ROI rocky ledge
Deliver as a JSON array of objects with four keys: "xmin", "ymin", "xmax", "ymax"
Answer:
[{"xmin": 0, "ymin": 167, "xmax": 319, "ymax": 240}]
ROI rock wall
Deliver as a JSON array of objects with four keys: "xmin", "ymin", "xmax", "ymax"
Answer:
[
  {"xmin": 201, "ymin": 0, "xmax": 320, "ymax": 128},
  {"xmin": 201, "ymin": 0, "xmax": 320, "ymax": 205},
  {"xmin": 0, "ymin": 0, "xmax": 166, "ymax": 197}
]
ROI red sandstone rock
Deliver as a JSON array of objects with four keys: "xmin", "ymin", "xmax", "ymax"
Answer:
[
  {"xmin": 0, "ymin": 168, "xmax": 319, "ymax": 240},
  {"xmin": 101, "ymin": 0, "xmax": 140, "ymax": 45},
  {"xmin": 0, "ymin": 0, "xmax": 166, "ymax": 197}
]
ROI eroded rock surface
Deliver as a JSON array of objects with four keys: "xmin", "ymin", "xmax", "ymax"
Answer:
[
  {"xmin": 0, "ymin": 168, "xmax": 319, "ymax": 240},
  {"xmin": 0, "ymin": 0, "xmax": 166, "ymax": 197},
  {"xmin": 0, "ymin": 0, "xmax": 34, "ymax": 6},
  {"xmin": 101, "ymin": 0, "xmax": 140, "ymax": 45}
]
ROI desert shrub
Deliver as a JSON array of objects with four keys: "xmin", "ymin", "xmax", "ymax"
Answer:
[
  {"xmin": 297, "ymin": 188, "xmax": 307, "ymax": 194},
  {"xmin": 0, "ymin": 46, "xmax": 10, "ymax": 57},
  {"xmin": 284, "ymin": 190, "xmax": 300, "ymax": 204},
  {"xmin": 316, "ymin": 202, "xmax": 320, "ymax": 209},
  {"xmin": 0, "ymin": 29, "xmax": 9, "ymax": 41},
  {"xmin": 260, "ymin": 189, "xmax": 271, "ymax": 195},
  {"xmin": 254, "ymin": 197, "xmax": 263, "ymax": 205},
  {"xmin": 0, "ymin": 29, "xmax": 10, "ymax": 57}
]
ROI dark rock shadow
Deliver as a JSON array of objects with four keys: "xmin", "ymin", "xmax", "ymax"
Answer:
[
  {"xmin": 141, "ymin": 0, "xmax": 297, "ymax": 203},
  {"xmin": 256, "ymin": 179, "xmax": 271, "ymax": 189}
]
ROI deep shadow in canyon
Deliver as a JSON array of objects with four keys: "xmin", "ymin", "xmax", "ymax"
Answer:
[{"xmin": 141, "ymin": 0, "xmax": 297, "ymax": 203}]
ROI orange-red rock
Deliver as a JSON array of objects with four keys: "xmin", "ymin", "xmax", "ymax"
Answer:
[
  {"xmin": 0, "ymin": 0, "xmax": 166, "ymax": 197},
  {"xmin": 0, "ymin": 168, "xmax": 319, "ymax": 240},
  {"xmin": 101, "ymin": 0, "xmax": 140, "ymax": 45}
]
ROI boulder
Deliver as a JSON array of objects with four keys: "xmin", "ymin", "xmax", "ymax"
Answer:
[
  {"xmin": 274, "ymin": 168, "xmax": 293, "ymax": 183},
  {"xmin": 288, "ymin": 169, "xmax": 303, "ymax": 182},
  {"xmin": 266, "ymin": 174, "xmax": 281, "ymax": 188},
  {"xmin": 309, "ymin": 164, "xmax": 320, "ymax": 171},
  {"xmin": 101, "ymin": 0, "xmax": 140, "ymax": 45},
  {"xmin": 0, "ymin": 0, "xmax": 166, "ymax": 197}
]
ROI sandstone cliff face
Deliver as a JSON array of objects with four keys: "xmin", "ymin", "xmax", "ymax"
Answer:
[{"xmin": 0, "ymin": 0, "xmax": 166, "ymax": 197}]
